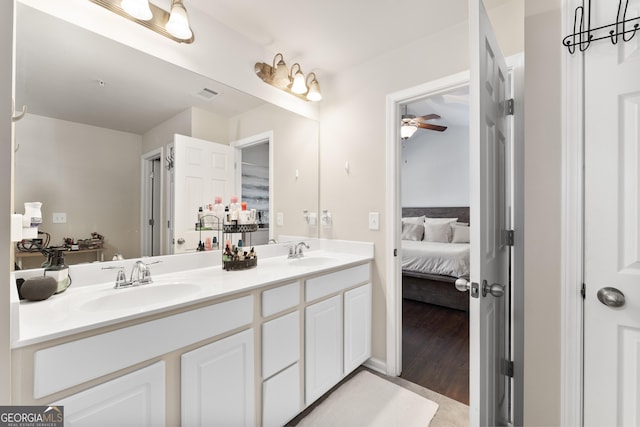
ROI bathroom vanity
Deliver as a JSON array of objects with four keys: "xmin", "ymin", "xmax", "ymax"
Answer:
[{"xmin": 10, "ymin": 239, "xmax": 373, "ymax": 426}]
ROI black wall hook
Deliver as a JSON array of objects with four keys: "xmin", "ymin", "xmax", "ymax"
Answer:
[{"xmin": 563, "ymin": 0, "xmax": 640, "ymax": 54}]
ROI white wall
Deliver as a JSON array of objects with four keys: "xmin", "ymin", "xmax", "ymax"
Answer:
[
  {"xmin": 401, "ymin": 124, "xmax": 469, "ymax": 207},
  {"xmin": 523, "ymin": 2, "xmax": 562, "ymax": 425},
  {"xmin": 1, "ymin": 0, "xmax": 14, "ymax": 404},
  {"xmin": 319, "ymin": 0, "xmax": 524, "ymax": 365},
  {"xmin": 229, "ymin": 103, "xmax": 319, "ymax": 239},
  {"xmin": 14, "ymin": 114, "xmax": 141, "ymax": 264}
]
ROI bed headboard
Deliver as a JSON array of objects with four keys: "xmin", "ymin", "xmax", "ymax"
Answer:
[{"xmin": 402, "ymin": 207, "xmax": 470, "ymax": 224}]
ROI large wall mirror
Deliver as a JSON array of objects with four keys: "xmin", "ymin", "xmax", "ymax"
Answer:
[{"xmin": 13, "ymin": 3, "xmax": 319, "ymax": 269}]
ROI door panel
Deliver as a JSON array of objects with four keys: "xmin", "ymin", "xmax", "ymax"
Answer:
[
  {"xmin": 171, "ymin": 134, "xmax": 234, "ymax": 253},
  {"xmin": 584, "ymin": 1, "xmax": 640, "ymax": 424},
  {"xmin": 470, "ymin": 0, "xmax": 510, "ymax": 425}
]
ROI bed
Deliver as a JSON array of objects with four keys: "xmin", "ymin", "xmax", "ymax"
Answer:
[{"xmin": 401, "ymin": 207, "xmax": 470, "ymax": 311}]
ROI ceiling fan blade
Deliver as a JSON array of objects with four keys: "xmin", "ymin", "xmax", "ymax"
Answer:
[
  {"xmin": 416, "ymin": 113, "xmax": 441, "ymax": 121},
  {"xmin": 417, "ymin": 123, "xmax": 448, "ymax": 132}
]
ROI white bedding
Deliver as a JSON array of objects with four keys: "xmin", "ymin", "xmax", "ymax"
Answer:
[{"xmin": 401, "ymin": 240, "xmax": 470, "ymax": 278}]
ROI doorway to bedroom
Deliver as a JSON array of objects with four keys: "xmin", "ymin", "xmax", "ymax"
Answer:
[{"xmin": 398, "ymin": 85, "xmax": 471, "ymax": 405}]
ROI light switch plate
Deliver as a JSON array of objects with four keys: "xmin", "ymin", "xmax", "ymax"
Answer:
[
  {"xmin": 368, "ymin": 212, "xmax": 380, "ymax": 230},
  {"xmin": 277, "ymin": 212, "xmax": 284, "ymax": 226},
  {"xmin": 52, "ymin": 212, "xmax": 67, "ymax": 224}
]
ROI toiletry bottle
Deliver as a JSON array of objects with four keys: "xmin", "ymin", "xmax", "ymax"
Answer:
[
  {"xmin": 213, "ymin": 196, "xmax": 224, "ymax": 229},
  {"xmin": 45, "ymin": 249, "xmax": 71, "ymax": 294},
  {"xmin": 197, "ymin": 206, "xmax": 204, "ymax": 228},
  {"xmin": 230, "ymin": 195, "xmax": 240, "ymax": 221}
]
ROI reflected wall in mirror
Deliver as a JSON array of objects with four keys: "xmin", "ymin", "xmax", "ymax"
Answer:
[{"xmin": 14, "ymin": 3, "xmax": 319, "ymax": 269}]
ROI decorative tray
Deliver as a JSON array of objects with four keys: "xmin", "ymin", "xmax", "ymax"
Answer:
[{"xmin": 223, "ymin": 257, "xmax": 258, "ymax": 271}]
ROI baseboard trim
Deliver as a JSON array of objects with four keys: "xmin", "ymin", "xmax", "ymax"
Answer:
[{"xmin": 364, "ymin": 357, "xmax": 386, "ymax": 375}]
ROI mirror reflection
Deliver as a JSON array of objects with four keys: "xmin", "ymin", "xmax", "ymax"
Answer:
[{"xmin": 14, "ymin": 4, "xmax": 319, "ymax": 269}]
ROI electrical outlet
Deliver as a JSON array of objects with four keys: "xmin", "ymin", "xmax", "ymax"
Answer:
[
  {"xmin": 277, "ymin": 212, "xmax": 284, "ymax": 226},
  {"xmin": 368, "ymin": 212, "xmax": 380, "ymax": 230},
  {"xmin": 52, "ymin": 212, "xmax": 67, "ymax": 224}
]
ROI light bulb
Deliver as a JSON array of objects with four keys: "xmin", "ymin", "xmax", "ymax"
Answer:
[
  {"xmin": 291, "ymin": 70, "xmax": 307, "ymax": 94},
  {"xmin": 166, "ymin": 1, "xmax": 193, "ymax": 40},
  {"xmin": 306, "ymin": 78, "xmax": 322, "ymax": 101},
  {"xmin": 121, "ymin": 0, "xmax": 153, "ymax": 21}
]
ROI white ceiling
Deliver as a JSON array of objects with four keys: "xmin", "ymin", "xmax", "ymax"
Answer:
[
  {"xmin": 15, "ymin": 3, "xmax": 266, "ymax": 134},
  {"xmin": 187, "ymin": 0, "xmax": 515, "ymax": 76},
  {"xmin": 16, "ymin": 1, "xmax": 508, "ymax": 134}
]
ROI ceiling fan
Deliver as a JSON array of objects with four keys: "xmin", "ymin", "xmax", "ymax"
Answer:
[{"xmin": 400, "ymin": 108, "xmax": 447, "ymax": 140}]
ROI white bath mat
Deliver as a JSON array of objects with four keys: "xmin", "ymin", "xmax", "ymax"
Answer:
[{"xmin": 297, "ymin": 370, "xmax": 439, "ymax": 427}]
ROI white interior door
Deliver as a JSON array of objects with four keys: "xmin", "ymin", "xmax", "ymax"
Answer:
[
  {"xmin": 469, "ymin": 0, "xmax": 510, "ymax": 425},
  {"xmin": 584, "ymin": 1, "xmax": 640, "ymax": 425},
  {"xmin": 171, "ymin": 134, "xmax": 234, "ymax": 253}
]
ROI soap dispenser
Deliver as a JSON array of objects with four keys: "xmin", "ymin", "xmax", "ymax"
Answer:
[{"xmin": 45, "ymin": 249, "xmax": 71, "ymax": 294}]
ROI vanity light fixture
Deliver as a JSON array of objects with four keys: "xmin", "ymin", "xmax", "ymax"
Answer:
[
  {"xmin": 89, "ymin": 0, "xmax": 195, "ymax": 43},
  {"xmin": 255, "ymin": 53, "xmax": 322, "ymax": 102}
]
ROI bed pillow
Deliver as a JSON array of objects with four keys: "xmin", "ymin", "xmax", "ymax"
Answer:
[
  {"xmin": 451, "ymin": 224, "xmax": 470, "ymax": 243},
  {"xmin": 401, "ymin": 222, "xmax": 424, "ymax": 241},
  {"xmin": 423, "ymin": 222, "xmax": 453, "ymax": 243},
  {"xmin": 402, "ymin": 215, "xmax": 425, "ymax": 225}
]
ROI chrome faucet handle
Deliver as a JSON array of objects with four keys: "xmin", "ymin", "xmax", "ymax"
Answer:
[
  {"xmin": 102, "ymin": 266, "xmax": 128, "ymax": 288},
  {"xmin": 287, "ymin": 246, "xmax": 296, "ymax": 259}
]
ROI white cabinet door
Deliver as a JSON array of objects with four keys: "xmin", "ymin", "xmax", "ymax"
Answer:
[
  {"xmin": 305, "ymin": 295, "xmax": 342, "ymax": 405},
  {"xmin": 181, "ymin": 329, "xmax": 255, "ymax": 427},
  {"xmin": 262, "ymin": 363, "xmax": 300, "ymax": 427},
  {"xmin": 262, "ymin": 311, "xmax": 300, "ymax": 379},
  {"xmin": 55, "ymin": 362, "xmax": 165, "ymax": 427},
  {"xmin": 344, "ymin": 283, "xmax": 372, "ymax": 374}
]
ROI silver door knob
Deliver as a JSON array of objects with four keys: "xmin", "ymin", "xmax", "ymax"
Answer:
[
  {"xmin": 455, "ymin": 278, "xmax": 479, "ymax": 298},
  {"xmin": 482, "ymin": 280, "xmax": 504, "ymax": 298},
  {"xmin": 455, "ymin": 278, "xmax": 470, "ymax": 292},
  {"xmin": 597, "ymin": 287, "xmax": 625, "ymax": 308}
]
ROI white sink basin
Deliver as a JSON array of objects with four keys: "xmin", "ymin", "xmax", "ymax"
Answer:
[
  {"xmin": 287, "ymin": 256, "xmax": 338, "ymax": 267},
  {"xmin": 79, "ymin": 283, "xmax": 201, "ymax": 312}
]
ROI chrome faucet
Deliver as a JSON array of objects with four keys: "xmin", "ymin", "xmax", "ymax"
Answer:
[
  {"xmin": 288, "ymin": 241, "xmax": 310, "ymax": 259},
  {"xmin": 103, "ymin": 260, "xmax": 160, "ymax": 289},
  {"xmin": 130, "ymin": 260, "xmax": 152, "ymax": 286}
]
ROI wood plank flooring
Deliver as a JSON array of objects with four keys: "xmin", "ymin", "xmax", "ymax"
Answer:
[{"xmin": 401, "ymin": 298, "xmax": 469, "ymax": 404}]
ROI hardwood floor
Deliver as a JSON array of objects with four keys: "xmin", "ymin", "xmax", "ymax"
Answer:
[{"xmin": 401, "ymin": 298, "xmax": 469, "ymax": 404}]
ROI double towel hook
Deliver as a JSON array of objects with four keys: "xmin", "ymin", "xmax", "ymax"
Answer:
[{"xmin": 562, "ymin": 0, "xmax": 640, "ymax": 54}]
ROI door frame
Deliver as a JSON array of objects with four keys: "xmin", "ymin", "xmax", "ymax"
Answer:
[
  {"xmin": 230, "ymin": 131, "xmax": 274, "ymax": 240},
  {"xmin": 384, "ymin": 55, "xmax": 524, "ymax": 424},
  {"xmin": 140, "ymin": 147, "xmax": 164, "ymax": 257},
  {"xmin": 561, "ymin": 0, "xmax": 586, "ymax": 425}
]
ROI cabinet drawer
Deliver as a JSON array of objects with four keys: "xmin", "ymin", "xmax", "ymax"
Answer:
[
  {"xmin": 262, "ymin": 311, "xmax": 300, "ymax": 379},
  {"xmin": 34, "ymin": 295, "xmax": 253, "ymax": 399},
  {"xmin": 262, "ymin": 363, "xmax": 301, "ymax": 427},
  {"xmin": 305, "ymin": 263, "xmax": 370, "ymax": 302},
  {"xmin": 262, "ymin": 281, "xmax": 299, "ymax": 317}
]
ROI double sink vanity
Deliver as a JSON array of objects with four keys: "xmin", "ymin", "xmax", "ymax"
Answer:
[{"xmin": 10, "ymin": 239, "xmax": 373, "ymax": 426}]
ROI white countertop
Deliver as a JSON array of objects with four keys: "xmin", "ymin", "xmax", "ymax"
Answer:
[{"xmin": 12, "ymin": 239, "xmax": 373, "ymax": 348}]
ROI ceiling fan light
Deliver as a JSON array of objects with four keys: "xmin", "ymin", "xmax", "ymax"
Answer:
[
  {"xmin": 121, "ymin": 0, "xmax": 153, "ymax": 21},
  {"xmin": 400, "ymin": 123, "xmax": 418, "ymax": 140},
  {"xmin": 166, "ymin": 0, "xmax": 193, "ymax": 40},
  {"xmin": 306, "ymin": 73, "xmax": 322, "ymax": 101}
]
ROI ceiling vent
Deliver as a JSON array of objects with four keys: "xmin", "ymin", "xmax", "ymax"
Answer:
[{"xmin": 194, "ymin": 87, "xmax": 219, "ymax": 101}]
